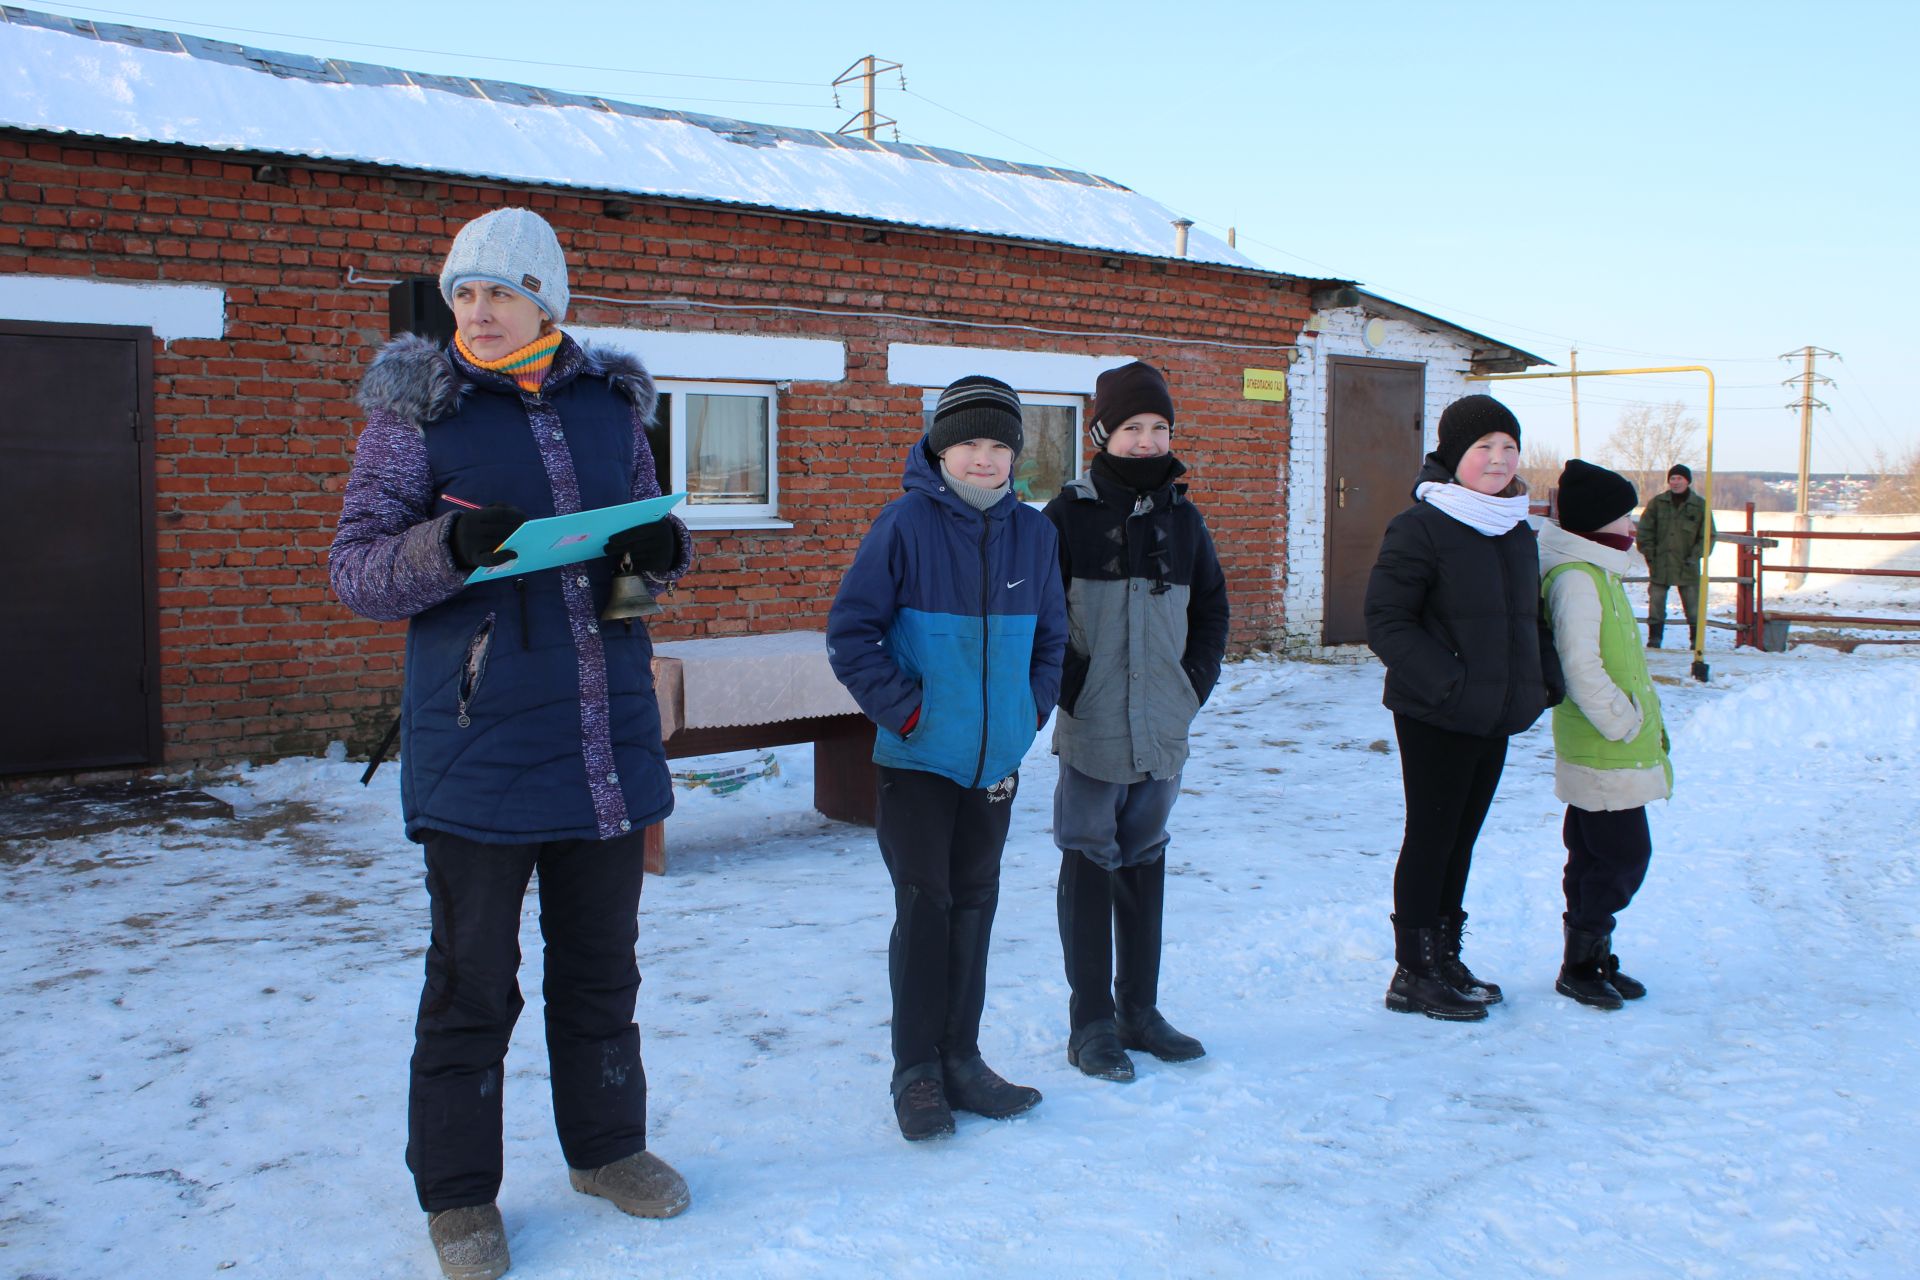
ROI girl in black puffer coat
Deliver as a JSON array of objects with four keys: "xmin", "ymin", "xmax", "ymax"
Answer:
[{"xmin": 1364, "ymin": 395, "xmax": 1560, "ymax": 1022}]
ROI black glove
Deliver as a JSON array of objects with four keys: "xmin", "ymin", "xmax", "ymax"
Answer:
[
  {"xmin": 449, "ymin": 504, "xmax": 526, "ymax": 570},
  {"xmin": 604, "ymin": 519, "xmax": 680, "ymax": 574}
]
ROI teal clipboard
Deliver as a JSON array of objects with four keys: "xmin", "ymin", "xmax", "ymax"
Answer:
[{"xmin": 464, "ymin": 492, "xmax": 686, "ymax": 585}]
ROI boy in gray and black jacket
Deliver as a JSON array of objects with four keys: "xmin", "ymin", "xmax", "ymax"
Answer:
[{"xmin": 1043, "ymin": 361, "xmax": 1230, "ymax": 1083}]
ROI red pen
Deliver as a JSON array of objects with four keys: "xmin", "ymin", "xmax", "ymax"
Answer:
[{"xmin": 441, "ymin": 493, "xmax": 484, "ymax": 511}]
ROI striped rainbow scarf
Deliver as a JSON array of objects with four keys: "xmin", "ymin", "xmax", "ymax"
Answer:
[{"xmin": 455, "ymin": 328, "xmax": 563, "ymax": 394}]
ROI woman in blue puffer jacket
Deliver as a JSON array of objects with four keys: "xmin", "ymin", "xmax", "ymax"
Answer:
[{"xmin": 330, "ymin": 207, "xmax": 692, "ymax": 1278}]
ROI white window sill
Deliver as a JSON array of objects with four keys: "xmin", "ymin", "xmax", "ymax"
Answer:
[{"xmin": 680, "ymin": 515, "xmax": 796, "ymax": 532}]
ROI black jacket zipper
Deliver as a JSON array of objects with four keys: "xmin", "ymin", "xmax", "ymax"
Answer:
[{"xmin": 1496, "ymin": 533, "xmax": 1516, "ymax": 731}]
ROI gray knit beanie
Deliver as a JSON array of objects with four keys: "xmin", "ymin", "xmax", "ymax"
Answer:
[
  {"xmin": 439, "ymin": 208, "xmax": 570, "ymax": 321},
  {"xmin": 927, "ymin": 375, "xmax": 1025, "ymax": 457}
]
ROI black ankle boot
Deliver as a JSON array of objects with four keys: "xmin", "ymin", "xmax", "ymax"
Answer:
[
  {"xmin": 1117, "ymin": 1006, "xmax": 1205, "ymax": 1062},
  {"xmin": 1438, "ymin": 911, "xmax": 1503, "ymax": 1004},
  {"xmin": 1067, "ymin": 1019, "xmax": 1135, "ymax": 1081},
  {"xmin": 1385, "ymin": 919, "xmax": 1488, "ymax": 1022},
  {"xmin": 1556, "ymin": 926, "xmax": 1624, "ymax": 1010},
  {"xmin": 891, "ymin": 1066, "xmax": 956, "ymax": 1141},
  {"xmin": 1604, "ymin": 942, "xmax": 1646, "ymax": 1000},
  {"xmin": 942, "ymin": 1053, "xmax": 1041, "ymax": 1118}
]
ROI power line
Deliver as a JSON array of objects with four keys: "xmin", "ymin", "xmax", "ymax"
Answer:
[
  {"xmin": 899, "ymin": 87, "xmax": 1088, "ymax": 172},
  {"xmin": 1827, "ymin": 383, "xmax": 1911, "ymax": 458},
  {"xmin": 567, "ymin": 92, "xmax": 834, "ymax": 109},
  {"xmin": 899, "ymin": 87, "xmax": 1794, "ymax": 373}
]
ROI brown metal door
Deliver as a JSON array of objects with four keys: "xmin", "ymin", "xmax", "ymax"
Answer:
[
  {"xmin": 0, "ymin": 322, "xmax": 159, "ymax": 773},
  {"xmin": 1323, "ymin": 357, "xmax": 1424, "ymax": 645}
]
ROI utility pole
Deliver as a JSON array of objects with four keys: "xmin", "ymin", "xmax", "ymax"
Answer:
[
  {"xmin": 833, "ymin": 56, "xmax": 902, "ymax": 141},
  {"xmin": 1779, "ymin": 344, "xmax": 1839, "ymax": 587},
  {"xmin": 1569, "ymin": 346, "xmax": 1581, "ymax": 458}
]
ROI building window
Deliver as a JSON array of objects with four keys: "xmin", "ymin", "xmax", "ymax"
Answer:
[
  {"xmin": 649, "ymin": 381, "xmax": 778, "ymax": 521},
  {"xmin": 920, "ymin": 390, "xmax": 1083, "ymax": 506}
]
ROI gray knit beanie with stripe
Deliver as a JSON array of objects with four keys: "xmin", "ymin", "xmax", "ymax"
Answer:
[{"xmin": 927, "ymin": 375, "xmax": 1025, "ymax": 457}]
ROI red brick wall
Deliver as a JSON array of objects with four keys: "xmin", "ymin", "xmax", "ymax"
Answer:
[{"xmin": 0, "ymin": 134, "xmax": 1309, "ymax": 765}]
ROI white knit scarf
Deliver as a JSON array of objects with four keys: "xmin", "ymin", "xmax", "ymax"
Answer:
[{"xmin": 1416, "ymin": 481, "xmax": 1531, "ymax": 537}]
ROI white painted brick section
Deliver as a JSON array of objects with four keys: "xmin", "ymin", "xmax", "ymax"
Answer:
[
  {"xmin": 0, "ymin": 275, "xmax": 225, "ymax": 340},
  {"xmin": 1282, "ymin": 307, "xmax": 1478, "ymax": 659}
]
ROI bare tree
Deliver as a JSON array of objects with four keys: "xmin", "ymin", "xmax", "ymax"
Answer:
[
  {"xmin": 1518, "ymin": 441, "xmax": 1564, "ymax": 506},
  {"xmin": 1859, "ymin": 444, "xmax": 1920, "ymax": 514},
  {"xmin": 1600, "ymin": 401, "xmax": 1702, "ymax": 497}
]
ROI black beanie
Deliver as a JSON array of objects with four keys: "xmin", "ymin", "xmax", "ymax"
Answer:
[
  {"xmin": 1668, "ymin": 463, "xmax": 1692, "ymax": 482},
  {"xmin": 1090, "ymin": 361, "xmax": 1175, "ymax": 447},
  {"xmin": 927, "ymin": 375, "xmax": 1024, "ymax": 458},
  {"xmin": 1433, "ymin": 395, "xmax": 1521, "ymax": 475},
  {"xmin": 1557, "ymin": 458, "xmax": 1638, "ymax": 534}
]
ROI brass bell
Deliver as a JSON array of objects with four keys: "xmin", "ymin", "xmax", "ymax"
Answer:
[{"xmin": 601, "ymin": 555, "xmax": 663, "ymax": 622}]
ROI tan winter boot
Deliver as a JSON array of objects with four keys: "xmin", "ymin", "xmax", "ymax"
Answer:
[
  {"xmin": 568, "ymin": 1150, "xmax": 690, "ymax": 1219},
  {"xmin": 427, "ymin": 1203, "xmax": 509, "ymax": 1280}
]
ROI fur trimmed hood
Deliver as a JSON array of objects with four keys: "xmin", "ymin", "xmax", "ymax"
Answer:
[
  {"xmin": 585, "ymin": 344, "xmax": 657, "ymax": 424},
  {"xmin": 356, "ymin": 332, "xmax": 657, "ymax": 428}
]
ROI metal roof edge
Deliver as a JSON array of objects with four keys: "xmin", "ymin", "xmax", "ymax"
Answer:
[{"xmin": 1335, "ymin": 287, "xmax": 1554, "ymax": 370}]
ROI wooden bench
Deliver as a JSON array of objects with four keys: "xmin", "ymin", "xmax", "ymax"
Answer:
[{"xmin": 644, "ymin": 631, "xmax": 876, "ymax": 873}]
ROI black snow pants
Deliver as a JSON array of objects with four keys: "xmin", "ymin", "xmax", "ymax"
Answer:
[
  {"xmin": 408, "ymin": 828, "xmax": 649, "ymax": 1212},
  {"xmin": 1391, "ymin": 713, "xmax": 1509, "ymax": 945},
  {"xmin": 874, "ymin": 764, "xmax": 1015, "ymax": 1090}
]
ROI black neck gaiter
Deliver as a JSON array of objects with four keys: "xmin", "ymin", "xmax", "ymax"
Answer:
[{"xmin": 1092, "ymin": 449, "xmax": 1179, "ymax": 495}]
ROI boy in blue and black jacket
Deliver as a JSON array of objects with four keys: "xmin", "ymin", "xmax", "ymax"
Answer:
[{"xmin": 827, "ymin": 375, "xmax": 1067, "ymax": 1143}]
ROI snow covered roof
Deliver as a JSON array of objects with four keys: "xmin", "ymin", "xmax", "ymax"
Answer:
[{"xmin": 0, "ymin": 6, "xmax": 1261, "ymax": 271}]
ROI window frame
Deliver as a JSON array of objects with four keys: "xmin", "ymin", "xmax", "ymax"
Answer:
[{"xmin": 652, "ymin": 378, "xmax": 785, "ymax": 528}]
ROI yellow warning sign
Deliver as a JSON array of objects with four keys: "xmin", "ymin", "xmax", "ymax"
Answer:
[{"xmin": 1242, "ymin": 368, "xmax": 1288, "ymax": 403}]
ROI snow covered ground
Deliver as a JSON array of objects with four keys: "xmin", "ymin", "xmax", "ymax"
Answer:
[{"xmin": 5, "ymin": 639, "xmax": 1919, "ymax": 1278}]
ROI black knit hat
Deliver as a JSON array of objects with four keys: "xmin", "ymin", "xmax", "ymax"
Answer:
[
  {"xmin": 928, "ymin": 375, "xmax": 1024, "ymax": 458},
  {"xmin": 1434, "ymin": 395, "xmax": 1521, "ymax": 475},
  {"xmin": 1090, "ymin": 361, "xmax": 1175, "ymax": 448},
  {"xmin": 1668, "ymin": 463, "xmax": 1692, "ymax": 482},
  {"xmin": 1557, "ymin": 458, "xmax": 1638, "ymax": 534}
]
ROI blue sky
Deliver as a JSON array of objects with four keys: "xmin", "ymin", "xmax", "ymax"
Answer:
[{"xmin": 31, "ymin": 0, "xmax": 1918, "ymax": 473}]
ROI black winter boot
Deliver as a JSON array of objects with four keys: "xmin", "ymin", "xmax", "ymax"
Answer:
[
  {"xmin": 1117, "ymin": 1007, "xmax": 1206, "ymax": 1062},
  {"xmin": 942, "ymin": 1053, "xmax": 1041, "ymax": 1119},
  {"xmin": 1057, "ymin": 850, "xmax": 1117, "ymax": 1030},
  {"xmin": 891, "ymin": 1064, "xmax": 956, "ymax": 1142},
  {"xmin": 1384, "ymin": 918, "xmax": 1488, "ymax": 1022},
  {"xmin": 1113, "ymin": 855, "xmax": 1204, "ymax": 1061},
  {"xmin": 1556, "ymin": 926, "xmax": 1624, "ymax": 1010},
  {"xmin": 1604, "ymin": 942, "xmax": 1647, "ymax": 1000},
  {"xmin": 1067, "ymin": 1020, "xmax": 1135, "ymax": 1082},
  {"xmin": 1438, "ymin": 911, "xmax": 1503, "ymax": 1004}
]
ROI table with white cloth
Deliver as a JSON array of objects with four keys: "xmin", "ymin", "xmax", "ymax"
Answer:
[{"xmin": 645, "ymin": 630, "xmax": 875, "ymax": 871}]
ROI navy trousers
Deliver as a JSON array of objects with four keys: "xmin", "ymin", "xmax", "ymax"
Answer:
[
  {"xmin": 407, "ymin": 829, "xmax": 649, "ymax": 1212},
  {"xmin": 1562, "ymin": 805, "xmax": 1653, "ymax": 934}
]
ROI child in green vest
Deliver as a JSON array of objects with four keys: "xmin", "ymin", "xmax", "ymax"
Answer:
[{"xmin": 1537, "ymin": 460, "xmax": 1674, "ymax": 1009}]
